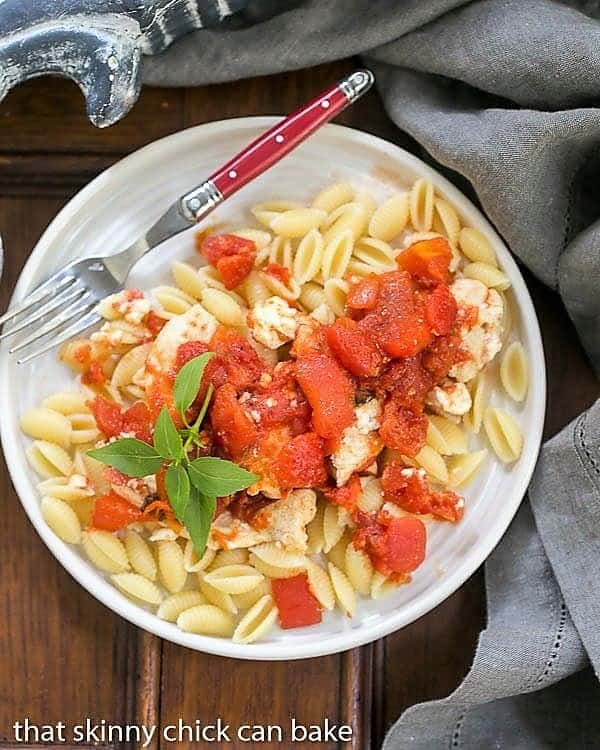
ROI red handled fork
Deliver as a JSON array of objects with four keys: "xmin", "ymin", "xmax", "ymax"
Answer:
[{"xmin": 0, "ymin": 70, "xmax": 374, "ymax": 363}]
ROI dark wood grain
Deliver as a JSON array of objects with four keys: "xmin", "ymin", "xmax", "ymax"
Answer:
[{"xmin": 0, "ymin": 61, "xmax": 597, "ymax": 750}]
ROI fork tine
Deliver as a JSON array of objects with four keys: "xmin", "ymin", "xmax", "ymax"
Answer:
[
  {"xmin": 0, "ymin": 274, "xmax": 76, "ymax": 328},
  {"xmin": 8, "ymin": 294, "xmax": 95, "ymax": 354},
  {"xmin": 17, "ymin": 310, "xmax": 102, "ymax": 365},
  {"xmin": 0, "ymin": 282, "xmax": 87, "ymax": 341}
]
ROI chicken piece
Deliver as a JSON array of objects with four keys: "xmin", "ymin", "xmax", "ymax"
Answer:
[
  {"xmin": 208, "ymin": 489, "xmax": 317, "ymax": 551},
  {"xmin": 331, "ymin": 399, "xmax": 383, "ymax": 486},
  {"xmin": 426, "ymin": 380, "xmax": 472, "ymax": 419},
  {"xmin": 248, "ymin": 296, "xmax": 299, "ymax": 350},
  {"xmin": 449, "ymin": 278, "xmax": 503, "ymax": 381}
]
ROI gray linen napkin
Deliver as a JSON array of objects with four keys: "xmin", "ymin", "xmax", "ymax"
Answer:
[{"xmin": 142, "ymin": 1, "xmax": 600, "ymax": 746}]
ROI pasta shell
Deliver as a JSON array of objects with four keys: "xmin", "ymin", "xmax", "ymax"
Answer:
[
  {"xmin": 153, "ymin": 285, "xmax": 196, "ymax": 314},
  {"xmin": 183, "ymin": 540, "xmax": 215, "ymax": 572},
  {"xmin": 250, "ymin": 543, "xmax": 307, "ymax": 570},
  {"xmin": 433, "ymin": 198, "xmax": 461, "ymax": 246},
  {"xmin": 448, "ymin": 450, "xmax": 488, "ymax": 488},
  {"xmin": 328, "ymin": 562, "xmax": 356, "ymax": 617},
  {"xmin": 345, "ymin": 543, "xmax": 373, "ymax": 597},
  {"xmin": 357, "ymin": 476, "xmax": 384, "ymax": 514},
  {"xmin": 197, "ymin": 573, "xmax": 238, "ymax": 614},
  {"xmin": 409, "ymin": 179, "xmax": 434, "ymax": 232},
  {"xmin": 306, "ymin": 560, "xmax": 336, "ymax": 610},
  {"xmin": 483, "ymin": 407, "xmax": 523, "ymax": 462},
  {"xmin": 413, "ymin": 445, "xmax": 448, "ymax": 484},
  {"xmin": 270, "ymin": 208, "xmax": 327, "ymax": 238},
  {"xmin": 157, "ymin": 590, "xmax": 205, "ymax": 622},
  {"xmin": 323, "ymin": 503, "xmax": 346, "ymax": 553},
  {"xmin": 157, "ymin": 540, "xmax": 187, "ymax": 593},
  {"xmin": 124, "ymin": 530, "xmax": 157, "ymax": 581},
  {"xmin": 500, "ymin": 341, "xmax": 529, "ymax": 402},
  {"xmin": 203, "ymin": 564, "xmax": 264, "ymax": 594},
  {"xmin": 368, "ymin": 194, "xmax": 409, "ymax": 241},
  {"xmin": 353, "ymin": 237, "xmax": 396, "ymax": 270},
  {"xmin": 323, "ymin": 202, "xmax": 368, "ymax": 243},
  {"xmin": 27, "ymin": 440, "xmax": 73, "ymax": 478},
  {"xmin": 171, "ymin": 261, "xmax": 205, "ymax": 299},
  {"xmin": 251, "ymin": 200, "xmax": 303, "ymax": 228},
  {"xmin": 232, "ymin": 579, "xmax": 272, "ymax": 610},
  {"xmin": 463, "ymin": 262, "xmax": 510, "ymax": 291},
  {"xmin": 177, "ymin": 604, "xmax": 235, "ymax": 636},
  {"xmin": 21, "ymin": 407, "xmax": 72, "ymax": 448},
  {"xmin": 323, "ymin": 278, "xmax": 349, "ymax": 317},
  {"xmin": 248, "ymin": 554, "xmax": 304, "ymax": 580},
  {"xmin": 239, "ymin": 270, "xmax": 271, "ymax": 308},
  {"xmin": 41, "ymin": 496, "xmax": 81, "ymax": 544},
  {"xmin": 42, "ymin": 392, "xmax": 90, "ymax": 415},
  {"xmin": 299, "ymin": 282, "xmax": 326, "ymax": 313},
  {"xmin": 458, "ymin": 227, "xmax": 497, "ymax": 266},
  {"xmin": 208, "ymin": 548, "xmax": 249, "ymax": 569},
  {"xmin": 293, "ymin": 228, "xmax": 324, "ymax": 284},
  {"xmin": 200, "ymin": 288, "xmax": 244, "ymax": 326},
  {"xmin": 83, "ymin": 530, "xmax": 130, "ymax": 573},
  {"xmin": 426, "ymin": 415, "xmax": 467, "ymax": 455},
  {"xmin": 312, "ymin": 182, "xmax": 354, "ymax": 213},
  {"xmin": 232, "ymin": 594, "xmax": 278, "ymax": 644},
  {"xmin": 321, "ymin": 229, "xmax": 353, "ymax": 280},
  {"xmin": 464, "ymin": 374, "xmax": 486, "ymax": 434},
  {"xmin": 232, "ymin": 228, "xmax": 272, "ymax": 249},
  {"xmin": 112, "ymin": 573, "xmax": 163, "ymax": 605}
]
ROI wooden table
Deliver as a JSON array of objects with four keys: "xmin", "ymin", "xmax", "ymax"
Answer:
[{"xmin": 0, "ymin": 60, "xmax": 598, "ymax": 750}]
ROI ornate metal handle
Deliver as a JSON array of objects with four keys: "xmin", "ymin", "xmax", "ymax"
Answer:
[{"xmin": 179, "ymin": 69, "xmax": 375, "ymax": 222}]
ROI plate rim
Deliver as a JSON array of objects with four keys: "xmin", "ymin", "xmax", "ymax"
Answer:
[{"xmin": 0, "ymin": 117, "xmax": 546, "ymax": 660}]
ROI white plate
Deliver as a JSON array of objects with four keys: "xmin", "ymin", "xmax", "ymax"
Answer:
[{"xmin": 0, "ymin": 119, "xmax": 546, "ymax": 660}]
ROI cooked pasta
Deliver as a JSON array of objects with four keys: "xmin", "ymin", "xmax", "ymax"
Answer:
[
  {"xmin": 21, "ymin": 177, "xmax": 526, "ymax": 644},
  {"xmin": 463, "ymin": 262, "xmax": 510, "ymax": 290},
  {"xmin": 368, "ymin": 194, "xmax": 409, "ymax": 241},
  {"xmin": 328, "ymin": 562, "xmax": 356, "ymax": 617},
  {"xmin": 232, "ymin": 595, "xmax": 278, "ymax": 644},
  {"xmin": 21, "ymin": 407, "xmax": 72, "ymax": 448},
  {"xmin": 41, "ymin": 496, "xmax": 82, "ymax": 544},
  {"xmin": 448, "ymin": 450, "xmax": 488, "ymax": 488},
  {"xmin": 409, "ymin": 178, "xmax": 434, "ymax": 232},
  {"xmin": 432, "ymin": 198, "xmax": 461, "ymax": 246},
  {"xmin": 112, "ymin": 573, "xmax": 163, "ymax": 605},
  {"xmin": 311, "ymin": 182, "xmax": 354, "ymax": 213},
  {"xmin": 157, "ymin": 590, "xmax": 205, "ymax": 622},
  {"xmin": 500, "ymin": 341, "xmax": 529, "ymax": 402},
  {"xmin": 483, "ymin": 407, "xmax": 523, "ymax": 462},
  {"xmin": 321, "ymin": 229, "xmax": 353, "ymax": 280},
  {"xmin": 124, "ymin": 530, "xmax": 157, "ymax": 581},
  {"xmin": 293, "ymin": 228, "xmax": 324, "ymax": 284},
  {"xmin": 177, "ymin": 604, "xmax": 235, "ymax": 636},
  {"xmin": 458, "ymin": 227, "xmax": 497, "ymax": 266},
  {"xmin": 200, "ymin": 288, "xmax": 244, "ymax": 326}
]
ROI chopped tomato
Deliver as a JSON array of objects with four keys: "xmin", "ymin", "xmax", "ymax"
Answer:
[
  {"xmin": 210, "ymin": 383, "xmax": 258, "ymax": 459},
  {"xmin": 155, "ymin": 467, "xmax": 168, "ymax": 503},
  {"xmin": 422, "ymin": 331, "xmax": 462, "ymax": 381},
  {"xmin": 272, "ymin": 574, "xmax": 322, "ymax": 629},
  {"xmin": 379, "ymin": 396, "xmax": 427, "ymax": 456},
  {"xmin": 217, "ymin": 251, "xmax": 255, "ymax": 290},
  {"xmin": 424, "ymin": 284, "xmax": 457, "ymax": 336},
  {"xmin": 175, "ymin": 340, "xmax": 210, "ymax": 371},
  {"xmin": 346, "ymin": 275, "xmax": 381, "ymax": 312},
  {"xmin": 122, "ymin": 401, "xmax": 153, "ymax": 443},
  {"xmin": 325, "ymin": 317, "xmax": 384, "ymax": 377},
  {"xmin": 382, "ymin": 464, "xmax": 464, "ymax": 522},
  {"xmin": 322, "ymin": 474, "xmax": 361, "ymax": 510},
  {"xmin": 92, "ymin": 492, "xmax": 142, "ymax": 531},
  {"xmin": 275, "ymin": 432, "xmax": 327, "ymax": 489},
  {"xmin": 82, "ymin": 360, "xmax": 106, "ymax": 386},
  {"xmin": 208, "ymin": 327, "xmax": 267, "ymax": 394},
  {"xmin": 379, "ymin": 314, "xmax": 432, "ymax": 358},
  {"xmin": 246, "ymin": 367, "xmax": 311, "ymax": 435},
  {"xmin": 365, "ymin": 356, "xmax": 432, "ymax": 409},
  {"xmin": 144, "ymin": 309, "xmax": 168, "ymax": 336},
  {"xmin": 397, "ymin": 237, "xmax": 452, "ymax": 285},
  {"xmin": 200, "ymin": 233, "xmax": 256, "ymax": 265},
  {"xmin": 264, "ymin": 262, "xmax": 291, "ymax": 286},
  {"xmin": 89, "ymin": 395, "xmax": 123, "ymax": 437},
  {"xmin": 379, "ymin": 517, "xmax": 427, "ymax": 574},
  {"xmin": 295, "ymin": 354, "xmax": 355, "ymax": 440}
]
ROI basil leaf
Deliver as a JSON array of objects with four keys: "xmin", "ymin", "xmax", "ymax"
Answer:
[
  {"xmin": 164, "ymin": 464, "xmax": 190, "ymax": 522},
  {"xmin": 188, "ymin": 457, "xmax": 259, "ymax": 498},
  {"xmin": 184, "ymin": 486, "xmax": 216, "ymax": 558},
  {"xmin": 192, "ymin": 383, "xmax": 214, "ymax": 430},
  {"xmin": 153, "ymin": 407, "xmax": 184, "ymax": 460},
  {"xmin": 173, "ymin": 352, "xmax": 214, "ymax": 419},
  {"xmin": 87, "ymin": 439, "xmax": 163, "ymax": 478}
]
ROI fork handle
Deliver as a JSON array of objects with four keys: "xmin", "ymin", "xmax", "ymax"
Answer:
[{"xmin": 178, "ymin": 70, "xmax": 374, "ymax": 222}]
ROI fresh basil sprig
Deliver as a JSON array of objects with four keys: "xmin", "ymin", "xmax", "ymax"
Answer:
[{"xmin": 87, "ymin": 352, "xmax": 258, "ymax": 556}]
